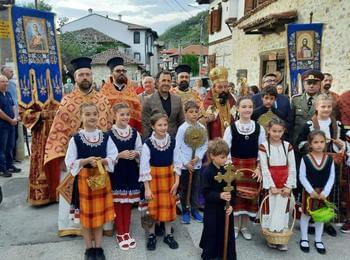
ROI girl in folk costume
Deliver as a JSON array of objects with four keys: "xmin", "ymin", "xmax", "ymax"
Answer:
[
  {"xmin": 139, "ymin": 112, "xmax": 182, "ymax": 251},
  {"xmin": 223, "ymin": 96, "xmax": 266, "ymax": 240},
  {"xmin": 65, "ymin": 103, "xmax": 117, "ymax": 260},
  {"xmin": 297, "ymin": 94, "xmax": 346, "ymax": 232},
  {"xmin": 259, "ymin": 118, "xmax": 296, "ymax": 251},
  {"xmin": 109, "ymin": 103, "xmax": 142, "ymax": 250},
  {"xmin": 299, "ymin": 130, "xmax": 335, "ymax": 254}
]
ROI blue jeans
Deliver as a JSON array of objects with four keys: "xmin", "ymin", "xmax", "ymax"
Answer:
[{"xmin": 0, "ymin": 126, "xmax": 15, "ymax": 172}]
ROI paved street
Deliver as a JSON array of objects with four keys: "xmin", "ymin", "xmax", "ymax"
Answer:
[{"xmin": 1, "ymin": 158, "xmax": 350, "ymax": 260}]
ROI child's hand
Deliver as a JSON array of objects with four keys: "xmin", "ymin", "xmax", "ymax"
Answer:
[
  {"xmin": 191, "ymin": 156, "xmax": 199, "ymax": 165},
  {"xmin": 220, "ymin": 191, "xmax": 231, "ymax": 202},
  {"xmin": 252, "ymin": 168, "xmax": 262, "ymax": 182},
  {"xmin": 145, "ymin": 187, "xmax": 154, "ymax": 200},
  {"xmin": 101, "ymin": 158, "xmax": 108, "ymax": 166},
  {"xmin": 281, "ymin": 187, "xmax": 291, "ymax": 197},
  {"xmin": 310, "ymin": 191, "xmax": 319, "ymax": 199},
  {"xmin": 185, "ymin": 163, "xmax": 194, "ymax": 173},
  {"xmin": 118, "ymin": 150, "xmax": 130, "ymax": 160},
  {"xmin": 333, "ymin": 138, "xmax": 344, "ymax": 151},
  {"xmin": 170, "ymin": 182, "xmax": 178, "ymax": 196},
  {"xmin": 226, "ymin": 205, "xmax": 233, "ymax": 215},
  {"xmin": 128, "ymin": 151, "xmax": 137, "ymax": 160},
  {"xmin": 319, "ymin": 193, "xmax": 327, "ymax": 201},
  {"xmin": 270, "ymin": 187, "xmax": 280, "ymax": 195}
]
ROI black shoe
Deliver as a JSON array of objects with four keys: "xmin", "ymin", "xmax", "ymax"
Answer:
[
  {"xmin": 95, "ymin": 248, "xmax": 106, "ymax": 260},
  {"xmin": 163, "ymin": 234, "xmax": 179, "ymax": 249},
  {"xmin": 84, "ymin": 248, "xmax": 95, "ymax": 260},
  {"xmin": 308, "ymin": 226, "xmax": 315, "ymax": 235},
  {"xmin": 0, "ymin": 171, "xmax": 12, "ymax": 178},
  {"xmin": 299, "ymin": 240, "xmax": 309, "ymax": 253},
  {"xmin": 155, "ymin": 223, "xmax": 164, "ymax": 236},
  {"xmin": 147, "ymin": 233, "xmax": 157, "ymax": 251},
  {"xmin": 8, "ymin": 165, "xmax": 21, "ymax": 173},
  {"xmin": 324, "ymin": 224, "xmax": 337, "ymax": 237},
  {"xmin": 314, "ymin": 242, "xmax": 326, "ymax": 254}
]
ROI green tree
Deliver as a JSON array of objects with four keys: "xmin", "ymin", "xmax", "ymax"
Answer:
[
  {"xmin": 182, "ymin": 54, "xmax": 199, "ymax": 76},
  {"xmin": 20, "ymin": 0, "xmax": 52, "ymax": 11}
]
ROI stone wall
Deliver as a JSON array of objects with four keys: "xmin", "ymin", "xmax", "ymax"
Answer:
[{"xmin": 231, "ymin": 0, "xmax": 350, "ymax": 94}]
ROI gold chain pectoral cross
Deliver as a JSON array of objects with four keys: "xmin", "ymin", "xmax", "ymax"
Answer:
[{"xmin": 214, "ymin": 162, "xmax": 243, "ymax": 260}]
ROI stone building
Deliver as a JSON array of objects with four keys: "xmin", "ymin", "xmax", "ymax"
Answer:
[{"xmin": 198, "ymin": 0, "xmax": 350, "ymax": 94}]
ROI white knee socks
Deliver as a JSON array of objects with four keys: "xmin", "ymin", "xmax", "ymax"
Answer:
[{"xmin": 300, "ymin": 213, "xmax": 310, "ymax": 241}]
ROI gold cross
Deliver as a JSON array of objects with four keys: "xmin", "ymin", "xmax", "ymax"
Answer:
[{"xmin": 214, "ymin": 162, "xmax": 243, "ymax": 192}]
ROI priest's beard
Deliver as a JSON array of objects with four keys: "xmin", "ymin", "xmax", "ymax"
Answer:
[
  {"xmin": 323, "ymin": 84, "xmax": 331, "ymax": 91},
  {"xmin": 218, "ymin": 92, "xmax": 229, "ymax": 105},
  {"xmin": 178, "ymin": 81, "xmax": 189, "ymax": 91},
  {"xmin": 78, "ymin": 80, "xmax": 92, "ymax": 92},
  {"xmin": 116, "ymin": 75, "xmax": 127, "ymax": 85}
]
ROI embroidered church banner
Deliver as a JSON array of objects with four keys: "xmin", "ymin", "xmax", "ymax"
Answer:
[
  {"xmin": 10, "ymin": 6, "xmax": 62, "ymax": 108},
  {"xmin": 287, "ymin": 23, "xmax": 323, "ymax": 96}
]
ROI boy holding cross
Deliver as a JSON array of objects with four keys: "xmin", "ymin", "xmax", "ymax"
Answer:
[{"xmin": 199, "ymin": 138, "xmax": 237, "ymax": 260}]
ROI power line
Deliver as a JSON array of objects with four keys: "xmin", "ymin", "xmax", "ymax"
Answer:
[
  {"xmin": 173, "ymin": 0, "xmax": 193, "ymax": 17},
  {"xmin": 165, "ymin": 0, "xmax": 192, "ymax": 19}
]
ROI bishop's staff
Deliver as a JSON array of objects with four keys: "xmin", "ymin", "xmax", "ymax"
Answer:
[
  {"xmin": 184, "ymin": 125, "xmax": 207, "ymax": 210},
  {"xmin": 215, "ymin": 162, "xmax": 243, "ymax": 260}
]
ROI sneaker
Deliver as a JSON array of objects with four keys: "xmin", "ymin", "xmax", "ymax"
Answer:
[
  {"xmin": 278, "ymin": 244, "xmax": 288, "ymax": 251},
  {"xmin": 191, "ymin": 210, "xmax": 203, "ymax": 223},
  {"xmin": 147, "ymin": 233, "xmax": 157, "ymax": 251},
  {"xmin": 240, "ymin": 227, "xmax": 252, "ymax": 240},
  {"xmin": 0, "ymin": 171, "xmax": 12, "ymax": 178},
  {"xmin": 8, "ymin": 165, "xmax": 21, "ymax": 173},
  {"xmin": 324, "ymin": 224, "xmax": 337, "ymax": 237},
  {"xmin": 340, "ymin": 221, "xmax": 350, "ymax": 233},
  {"xmin": 181, "ymin": 212, "xmax": 191, "ymax": 224},
  {"xmin": 163, "ymin": 234, "xmax": 179, "ymax": 249}
]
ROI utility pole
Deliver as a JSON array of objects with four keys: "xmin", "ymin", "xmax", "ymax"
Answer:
[
  {"xmin": 199, "ymin": 16, "xmax": 204, "ymax": 76},
  {"xmin": 34, "ymin": 0, "xmax": 38, "ymax": 9}
]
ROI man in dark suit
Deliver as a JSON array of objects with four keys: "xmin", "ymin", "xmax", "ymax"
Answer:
[
  {"xmin": 252, "ymin": 73, "xmax": 292, "ymax": 134},
  {"xmin": 142, "ymin": 70, "xmax": 184, "ymax": 139}
]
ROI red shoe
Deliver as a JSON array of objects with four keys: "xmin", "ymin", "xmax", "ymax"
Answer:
[{"xmin": 341, "ymin": 222, "xmax": 350, "ymax": 234}]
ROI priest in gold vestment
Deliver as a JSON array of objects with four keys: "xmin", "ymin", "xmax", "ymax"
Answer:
[
  {"xmin": 44, "ymin": 57, "xmax": 112, "ymax": 236},
  {"xmin": 101, "ymin": 57, "xmax": 142, "ymax": 132}
]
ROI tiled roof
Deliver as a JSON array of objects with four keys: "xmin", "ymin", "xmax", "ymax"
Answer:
[
  {"xmin": 91, "ymin": 48, "xmax": 142, "ymax": 65},
  {"xmin": 182, "ymin": 45, "xmax": 208, "ymax": 55}
]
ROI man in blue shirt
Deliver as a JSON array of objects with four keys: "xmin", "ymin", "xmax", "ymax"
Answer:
[{"xmin": 0, "ymin": 75, "xmax": 21, "ymax": 177}]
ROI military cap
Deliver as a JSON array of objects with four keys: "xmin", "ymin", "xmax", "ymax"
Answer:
[{"xmin": 302, "ymin": 69, "xmax": 324, "ymax": 81}]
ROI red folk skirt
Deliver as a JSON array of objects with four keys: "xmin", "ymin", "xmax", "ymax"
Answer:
[
  {"xmin": 78, "ymin": 168, "xmax": 115, "ymax": 229},
  {"xmin": 232, "ymin": 157, "xmax": 259, "ymax": 216},
  {"xmin": 262, "ymin": 165, "xmax": 290, "ymax": 215},
  {"xmin": 148, "ymin": 165, "xmax": 177, "ymax": 222},
  {"xmin": 301, "ymin": 188, "xmax": 325, "ymax": 215}
]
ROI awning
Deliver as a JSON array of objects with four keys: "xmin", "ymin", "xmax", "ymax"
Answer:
[{"xmin": 238, "ymin": 10, "xmax": 297, "ymax": 34}]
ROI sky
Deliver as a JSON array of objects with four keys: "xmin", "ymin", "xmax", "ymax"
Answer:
[{"xmin": 18, "ymin": 0, "xmax": 209, "ymax": 34}]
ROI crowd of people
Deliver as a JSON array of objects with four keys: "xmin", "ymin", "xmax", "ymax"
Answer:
[{"xmin": 1, "ymin": 55, "xmax": 350, "ymax": 260}]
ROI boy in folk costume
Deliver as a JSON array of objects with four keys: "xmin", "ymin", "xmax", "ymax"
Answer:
[
  {"xmin": 223, "ymin": 96, "xmax": 265, "ymax": 240},
  {"xmin": 259, "ymin": 118, "xmax": 296, "ymax": 251},
  {"xmin": 65, "ymin": 103, "xmax": 117, "ymax": 260},
  {"xmin": 200, "ymin": 138, "xmax": 237, "ymax": 260},
  {"xmin": 297, "ymin": 94, "xmax": 346, "ymax": 236},
  {"xmin": 175, "ymin": 101, "xmax": 208, "ymax": 224},
  {"xmin": 139, "ymin": 112, "xmax": 182, "ymax": 251},
  {"xmin": 299, "ymin": 130, "xmax": 335, "ymax": 254},
  {"xmin": 109, "ymin": 103, "xmax": 143, "ymax": 250}
]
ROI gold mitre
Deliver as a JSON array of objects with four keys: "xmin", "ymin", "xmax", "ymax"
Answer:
[{"xmin": 209, "ymin": 67, "xmax": 228, "ymax": 84}]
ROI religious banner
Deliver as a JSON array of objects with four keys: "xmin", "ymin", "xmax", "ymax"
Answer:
[
  {"xmin": 9, "ymin": 6, "xmax": 62, "ymax": 108},
  {"xmin": 287, "ymin": 23, "xmax": 323, "ymax": 96}
]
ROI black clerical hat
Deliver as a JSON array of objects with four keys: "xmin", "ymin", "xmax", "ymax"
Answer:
[
  {"xmin": 107, "ymin": 57, "xmax": 124, "ymax": 70},
  {"xmin": 175, "ymin": 64, "xmax": 192, "ymax": 75},
  {"xmin": 70, "ymin": 57, "xmax": 92, "ymax": 72}
]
